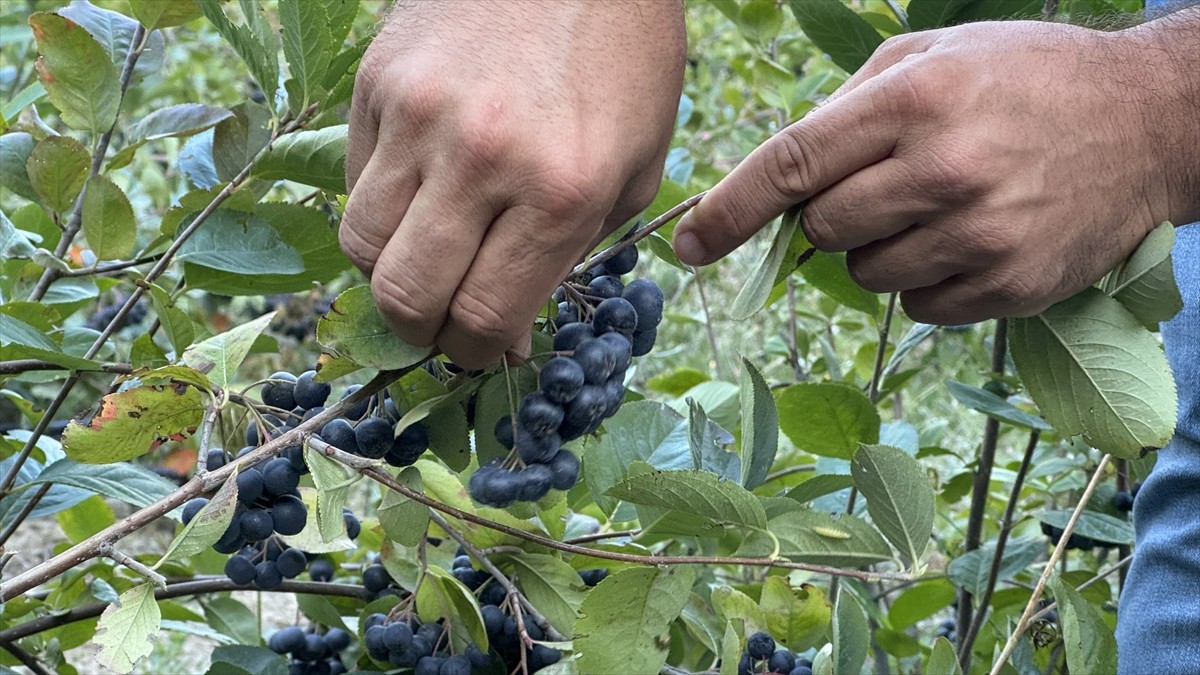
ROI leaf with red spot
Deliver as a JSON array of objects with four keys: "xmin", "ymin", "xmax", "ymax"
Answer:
[
  {"xmin": 63, "ymin": 385, "xmax": 204, "ymax": 464},
  {"xmin": 28, "ymin": 12, "xmax": 121, "ymax": 133}
]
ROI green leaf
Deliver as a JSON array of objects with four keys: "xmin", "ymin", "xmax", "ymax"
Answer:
[
  {"xmin": 927, "ymin": 637, "xmax": 963, "ymax": 675},
  {"xmin": 211, "ymin": 102, "xmax": 272, "ymax": 182},
  {"xmin": 799, "ymin": 250, "xmax": 880, "ymax": 317},
  {"xmin": 831, "ymin": 593, "xmax": 868, "ymax": 675},
  {"xmin": 146, "ymin": 284, "xmax": 195, "ymax": 356},
  {"xmin": 26, "ymin": 135, "xmax": 89, "ymax": 213},
  {"xmin": 948, "ymin": 537, "xmax": 1043, "ymax": 595},
  {"xmin": 1039, "ymin": 510, "xmax": 1135, "ymax": 546},
  {"xmin": 776, "ymin": 383, "xmax": 880, "ymax": 459},
  {"xmin": 378, "ymin": 466, "xmax": 429, "ymax": 547},
  {"xmin": 606, "ymin": 468, "xmax": 768, "ymax": 533},
  {"xmin": 25, "ymin": 458, "xmax": 177, "ymax": 509},
  {"xmin": 2, "ymin": 82, "xmax": 47, "ymax": 127},
  {"xmin": 279, "ymin": 0, "xmax": 332, "ymax": 109},
  {"xmin": 195, "ymin": 0, "xmax": 278, "ymax": 103},
  {"xmin": 685, "ymin": 398, "xmax": 742, "ymax": 481},
  {"xmin": 759, "ymin": 577, "xmax": 831, "ymax": 651},
  {"xmin": 178, "ymin": 209, "xmax": 304, "ymax": 275},
  {"xmin": 295, "ymin": 595, "xmax": 351, "ymax": 634},
  {"xmin": 712, "ymin": 586, "xmax": 766, "ymax": 635},
  {"xmin": 203, "ymin": 599, "xmax": 262, "ymax": 647},
  {"xmin": 62, "ymin": 386, "xmax": 203, "ymax": 463},
  {"xmin": 753, "ymin": 504, "xmax": 892, "ymax": 567},
  {"xmin": 94, "ymin": 583, "xmax": 161, "ymax": 674},
  {"xmin": 888, "ymin": 579, "xmax": 957, "ymax": 630},
  {"xmin": 181, "ymin": 311, "xmax": 276, "ymax": 392},
  {"xmin": 316, "ymin": 285, "xmax": 432, "ymax": 370},
  {"xmin": 647, "ymin": 367, "xmax": 710, "ymax": 397},
  {"xmin": 1049, "ymin": 575, "xmax": 1117, "ymax": 675},
  {"xmin": 29, "ymin": 12, "xmax": 121, "ymax": 132},
  {"xmin": 1103, "ymin": 222, "xmax": 1183, "ymax": 325},
  {"xmin": 390, "ymin": 370, "xmax": 475, "ymax": 471},
  {"xmin": 154, "ymin": 470, "xmax": 238, "ymax": 567},
  {"xmin": 81, "ymin": 174, "xmax": 135, "ymax": 259},
  {"xmin": 506, "ymin": 553, "xmax": 588, "ymax": 637},
  {"xmin": 944, "ymin": 380, "xmax": 1052, "ymax": 430},
  {"xmin": 110, "ymin": 104, "xmax": 233, "ymax": 169},
  {"xmin": 305, "ymin": 445, "xmax": 361, "ymax": 543},
  {"xmin": 415, "ymin": 566, "xmax": 489, "ymax": 653},
  {"xmin": 574, "ymin": 566, "xmax": 695, "ymax": 675},
  {"xmin": 278, "ymin": 487, "xmax": 355, "ymax": 553},
  {"xmin": 252, "ymin": 125, "xmax": 348, "ymax": 193},
  {"xmin": 719, "ymin": 621, "xmax": 743, "ymax": 675},
  {"xmin": 0, "ymin": 312, "xmax": 58, "ymax": 352},
  {"xmin": 1, "ymin": 132, "xmax": 39, "ymax": 202},
  {"xmin": 737, "ymin": 0, "xmax": 785, "ymax": 42},
  {"xmin": 205, "ymin": 646, "xmax": 286, "ymax": 675},
  {"xmin": 786, "ymin": 474, "xmax": 855, "ymax": 504},
  {"xmin": 739, "ymin": 358, "xmax": 778, "ymax": 489},
  {"xmin": 788, "ymin": 0, "xmax": 884, "ymax": 73},
  {"xmin": 57, "ymin": 494, "xmax": 115, "ymax": 543},
  {"xmin": 58, "ymin": 1, "xmax": 165, "ymax": 81},
  {"xmin": 730, "ymin": 208, "xmax": 801, "ymax": 320},
  {"xmin": 907, "ymin": 0, "xmax": 974, "ymax": 29},
  {"xmin": 851, "ymin": 444, "xmax": 934, "ymax": 567},
  {"xmin": 1009, "ymin": 287, "xmax": 1177, "ymax": 458},
  {"xmin": 129, "ymin": 0, "xmax": 202, "ymax": 29}
]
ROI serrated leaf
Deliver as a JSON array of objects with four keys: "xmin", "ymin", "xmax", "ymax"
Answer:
[
  {"xmin": 62, "ymin": 386, "xmax": 203, "ymax": 463},
  {"xmin": 253, "ymin": 125, "xmax": 348, "ymax": 192},
  {"xmin": 907, "ymin": 0, "xmax": 974, "ymax": 29},
  {"xmin": 1039, "ymin": 509, "xmax": 1134, "ymax": 545},
  {"xmin": 29, "ymin": 12, "xmax": 121, "ymax": 132},
  {"xmin": 944, "ymin": 380, "xmax": 1051, "ymax": 430},
  {"xmin": 852, "ymin": 444, "xmax": 934, "ymax": 568},
  {"xmin": 739, "ymin": 357, "xmax": 778, "ymax": 489},
  {"xmin": 129, "ymin": 0, "xmax": 201, "ymax": 29},
  {"xmin": 95, "ymin": 583, "xmax": 160, "ymax": 674},
  {"xmin": 947, "ymin": 537, "xmax": 1043, "ymax": 595},
  {"xmin": 606, "ymin": 468, "xmax": 768, "ymax": 533},
  {"xmin": 685, "ymin": 398, "xmax": 741, "ymax": 481},
  {"xmin": 1050, "ymin": 575, "xmax": 1117, "ymax": 675},
  {"xmin": 750, "ymin": 504, "xmax": 892, "ymax": 567},
  {"xmin": 390, "ymin": 367, "xmax": 477, "ymax": 471},
  {"xmin": 155, "ymin": 472, "xmax": 238, "ymax": 567},
  {"xmin": 1104, "ymin": 222, "xmax": 1183, "ymax": 324},
  {"xmin": 927, "ymin": 637, "xmax": 963, "ymax": 675},
  {"xmin": 177, "ymin": 209, "xmax": 304, "ymax": 275},
  {"xmin": 24, "ymin": 458, "xmax": 177, "ymax": 509},
  {"xmin": 415, "ymin": 566, "xmax": 489, "ymax": 653},
  {"xmin": 506, "ymin": 553, "xmax": 587, "ymax": 637},
  {"xmin": 1009, "ymin": 287, "xmax": 1176, "ymax": 458},
  {"xmin": 81, "ymin": 174, "xmax": 135, "ymax": 259},
  {"xmin": 316, "ymin": 285, "xmax": 432, "ymax": 370},
  {"xmin": 109, "ymin": 104, "xmax": 232, "ymax": 168},
  {"xmin": 574, "ymin": 566, "xmax": 695, "ymax": 675},
  {"xmin": 378, "ymin": 466, "xmax": 429, "ymax": 547},
  {"xmin": 181, "ymin": 311, "xmax": 275, "ymax": 391},
  {"xmin": 305, "ymin": 445, "xmax": 360, "ymax": 542},
  {"xmin": 26, "ymin": 135, "xmax": 89, "ymax": 213},
  {"xmin": 777, "ymin": 383, "xmax": 880, "ymax": 459},
  {"xmin": 788, "ymin": 0, "xmax": 883, "ymax": 72},
  {"xmin": 279, "ymin": 0, "xmax": 332, "ymax": 109},
  {"xmin": 1, "ymin": 132, "xmax": 39, "ymax": 202},
  {"xmin": 730, "ymin": 208, "xmax": 801, "ymax": 320},
  {"xmin": 211, "ymin": 101, "xmax": 272, "ymax": 183},
  {"xmin": 58, "ymin": 0, "xmax": 165, "ymax": 81},
  {"xmin": 832, "ymin": 593, "xmax": 868, "ymax": 675},
  {"xmin": 759, "ymin": 577, "xmax": 831, "ymax": 651},
  {"xmin": 195, "ymin": 0, "xmax": 278, "ymax": 103}
]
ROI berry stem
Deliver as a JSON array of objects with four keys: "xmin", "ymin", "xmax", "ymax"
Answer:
[{"xmin": 570, "ymin": 191, "xmax": 707, "ymax": 279}]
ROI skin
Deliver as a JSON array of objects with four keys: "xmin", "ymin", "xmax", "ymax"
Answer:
[
  {"xmin": 342, "ymin": 0, "xmax": 686, "ymax": 369},
  {"xmin": 673, "ymin": 9, "xmax": 1200, "ymax": 324},
  {"xmin": 345, "ymin": 3, "xmax": 1199, "ymax": 366}
]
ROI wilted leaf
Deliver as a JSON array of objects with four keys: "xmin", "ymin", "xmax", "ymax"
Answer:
[{"xmin": 62, "ymin": 385, "xmax": 204, "ymax": 463}]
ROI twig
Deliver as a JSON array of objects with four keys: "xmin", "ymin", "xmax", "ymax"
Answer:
[
  {"xmin": 760, "ymin": 464, "xmax": 816, "ymax": 486},
  {"xmin": 0, "ymin": 639, "xmax": 52, "ymax": 675},
  {"xmin": 988, "ymin": 455, "xmax": 1113, "ymax": 675},
  {"xmin": 62, "ymin": 253, "xmax": 164, "ymax": 277},
  {"xmin": 0, "ymin": 360, "xmax": 135, "ymax": 375},
  {"xmin": 784, "ymin": 278, "xmax": 805, "ymax": 381},
  {"xmin": 0, "ymin": 578, "xmax": 366, "ymax": 644},
  {"xmin": 570, "ymin": 192, "xmax": 706, "ymax": 277},
  {"xmin": 103, "ymin": 546, "xmax": 168, "ymax": 588},
  {"xmin": 308, "ymin": 438, "xmax": 910, "ymax": 582},
  {"xmin": 562, "ymin": 529, "xmax": 640, "ymax": 545},
  {"xmin": 692, "ymin": 272, "xmax": 727, "ymax": 381},
  {"xmin": 0, "ymin": 369, "xmax": 401, "ymax": 601},
  {"xmin": 958, "ymin": 429, "xmax": 1040, "ymax": 664},
  {"xmin": 1025, "ymin": 553, "xmax": 1133, "ymax": 626}
]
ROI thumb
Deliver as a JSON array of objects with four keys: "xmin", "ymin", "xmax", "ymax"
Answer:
[{"xmin": 672, "ymin": 83, "xmax": 902, "ymax": 266}]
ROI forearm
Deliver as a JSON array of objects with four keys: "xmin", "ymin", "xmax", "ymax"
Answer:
[{"xmin": 1120, "ymin": 6, "xmax": 1200, "ymax": 226}]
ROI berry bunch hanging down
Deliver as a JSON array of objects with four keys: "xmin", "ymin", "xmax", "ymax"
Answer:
[
  {"xmin": 736, "ymin": 632, "xmax": 813, "ymax": 675},
  {"xmin": 268, "ymin": 624, "xmax": 353, "ymax": 675},
  {"xmin": 315, "ymin": 387, "xmax": 431, "ymax": 469},
  {"xmin": 469, "ymin": 241, "xmax": 664, "ymax": 508}
]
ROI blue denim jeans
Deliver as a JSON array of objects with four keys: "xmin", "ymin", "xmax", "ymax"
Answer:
[{"xmin": 1116, "ymin": 221, "xmax": 1200, "ymax": 673}]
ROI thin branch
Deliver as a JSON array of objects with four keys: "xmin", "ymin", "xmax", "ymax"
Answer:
[
  {"xmin": 104, "ymin": 546, "xmax": 168, "ymax": 588},
  {"xmin": 989, "ymin": 455, "xmax": 1113, "ymax": 675},
  {"xmin": 0, "ymin": 369, "xmax": 402, "ymax": 601},
  {"xmin": 308, "ymin": 438, "xmax": 910, "ymax": 582},
  {"xmin": 693, "ymin": 272, "xmax": 727, "ymax": 381},
  {"xmin": 570, "ymin": 191, "xmax": 706, "ymax": 277},
  {"xmin": 0, "ymin": 483, "xmax": 52, "ymax": 547},
  {"xmin": 0, "ymin": 578, "xmax": 366, "ymax": 644},
  {"xmin": 0, "ymin": 639, "xmax": 52, "ymax": 675},
  {"xmin": 0, "ymin": 360, "xmax": 134, "ymax": 375},
  {"xmin": 958, "ymin": 429, "xmax": 1040, "ymax": 665},
  {"xmin": 1025, "ymin": 553, "xmax": 1133, "ymax": 626},
  {"xmin": 562, "ymin": 529, "xmax": 640, "ymax": 545},
  {"xmin": 62, "ymin": 253, "xmax": 164, "ymax": 277}
]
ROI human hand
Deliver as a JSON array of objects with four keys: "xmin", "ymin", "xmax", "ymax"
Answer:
[
  {"xmin": 672, "ymin": 19, "xmax": 1198, "ymax": 324},
  {"xmin": 340, "ymin": 0, "xmax": 685, "ymax": 368}
]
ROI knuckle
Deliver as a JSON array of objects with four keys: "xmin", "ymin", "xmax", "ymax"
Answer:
[
  {"xmin": 455, "ymin": 110, "xmax": 512, "ymax": 171},
  {"xmin": 447, "ymin": 287, "xmax": 513, "ymax": 344},
  {"xmin": 977, "ymin": 268, "xmax": 1039, "ymax": 310},
  {"xmin": 920, "ymin": 150, "xmax": 989, "ymax": 199},
  {"xmin": 800, "ymin": 200, "xmax": 841, "ymax": 251},
  {"xmin": 370, "ymin": 272, "xmax": 437, "ymax": 338},
  {"xmin": 338, "ymin": 223, "xmax": 380, "ymax": 273},
  {"xmin": 899, "ymin": 291, "xmax": 945, "ymax": 325},
  {"xmin": 845, "ymin": 250, "xmax": 889, "ymax": 293},
  {"xmin": 766, "ymin": 126, "xmax": 821, "ymax": 199},
  {"xmin": 532, "ymin": 160, "xmax": 611, "ymax": 220}
]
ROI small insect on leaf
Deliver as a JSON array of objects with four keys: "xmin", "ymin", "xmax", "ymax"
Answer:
[{"xmin": 811, "ymin": 525, "xmax": 851, "ymax": 540}]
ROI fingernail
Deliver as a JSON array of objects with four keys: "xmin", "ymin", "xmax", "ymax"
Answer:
[{"xmin": 673, "ymin": 227, "xmax": 709, "ymax": 266}]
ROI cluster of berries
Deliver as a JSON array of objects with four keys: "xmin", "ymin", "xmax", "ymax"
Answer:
[
  {"xmin": 364, "ymin": 613, "xmax": 483, "ymax": 674},
  {"xmin": 315, "ymin": 385, "xmax": 431, "ymax": 469},
  {"xmin": 934, "ymin": 617, "xmax": 958, "ymax": 644},
  {"xmin": 361, "ymin": 560, "xmax": 405, "ymax": 601},
  {"xmin": 1111, "ymin": 482, "xmax": 1140, "ymax": 513},
  {"xmin": 1040, "ymin": 521, "xmax": 1107, "ymax": 551},
  {"xmin": 84, "ymin": 292, "xmax": 147, "ymax": 332},
  {"xmin": 469, "ymin": 244, "xmax": 663, "ymax": 507},
  {"xmin": 736, "ymin": 632, "xmax": 813, "ymax": 675},
  {"xmin": 267, "ymin": 625, "xmax": 352, "ymax": 675}
]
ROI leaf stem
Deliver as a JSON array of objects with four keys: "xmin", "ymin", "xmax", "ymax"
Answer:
[{"xmin": 570, "ymin": 192, "xmax": 706, "ymax": 278}]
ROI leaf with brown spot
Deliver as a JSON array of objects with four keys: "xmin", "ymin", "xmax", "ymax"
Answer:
[{"xmin": 63, "ymin": 385, "xmax": 204, "ymax": 463}]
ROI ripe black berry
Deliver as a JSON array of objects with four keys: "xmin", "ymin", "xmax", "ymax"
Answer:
[
  {"xmin": 319, "ymin": 418, "xmax": 358, "ymax": 454},
  {"xmin": 539, "ymin": 357, "xmax": 585, "ymax": 404},
  {"xmin": 559, "ymin": 384, "xmax": 607, "ymax": 440},
  {"xmin": 224, "ymin": 554, "xmax": 256, "ymax": 585},
  {"xmin": 518, "ymin": 464, "xmax": 554, "ymax": 502},
  {"xmin": 573, "ymin": 339, "xmax": 616, "ymax": 385},
  {"xmin": 631, "ymin": 326, "xmax": 657, "ymax": 357},
  {"xmin": 261, "ymin": 372, "xmax": 298, "ymax": 410},
  {"xmin": 271, "ymin": 494, "xmax": 307, "ymax": 536},
  {"xmin": 548, "ymin": 449, "xmax": 580, "ymax": 490},
  {"xmin": 598, "ymin": 332, "xmax": 633, "ymax": 374},
  {"xmin": 276, "ymin": 547, "xmax": 307, "ymax": 578},
  {"xmin": 588, "ymin": 275, "xmax": 624, "ymax": 299},
  {"xmin": 269, "ymin": 626, "xmax": 305, "ymax": 654},
  {"xmin": 593, "ymin": 297, "xmax": 638, "ymax": 337},
  {"xmin": 768, "ymin": 650, "xmax": 796, "ymax": 674},
  {"xmin": 309, "ymin": 558, "xmax": 334, "ymax": 582},
  {"xmin": 294, "ymin": 370, "xmax": 331, "ymax": 409},
  {"xmin": 554, "ymin": 302, "xmax": 579, "ymax": 328},
  {"xmin": 340, "ymin": 384, "xmax": 371, "ymax": 420},
  {"xmin": 605, "ymin": 244, "xmax": 639, "ymax": 275},
  {"xmin": 355, "ymin": 417, "xmax": 394, "ymax": 459},
  {"xmin": 205, "ymin": 448, "xmax": 228, "ymax": 471},
  {"xmin": 623, "ymin": 279, "xmax": 664, "ymax": 328},
  {"xmin": 255, "ymin": 560, "xmax": 284, "ymax": 590},
  {"xmin": 493, "ymin": 415, "xmax": 515, "ymax": 449},
  {"xmin": 182, "ymin": 498, "xmax": 207, "ymax": 525},
  {"xmin": 517, "ymin": 392, "xmax": 565, "ymax": 437},
  {"xmin": 262, "ymin": 457, "xmax": 300, "ymax": 496},
  {"xmin": 747, "ymin": 631, "xmax": 775, "ymax": 660},
  {"xmin": 362, "ymin": 564, "xmax": 391, "ymax": 594},
  {"xmin": 1113, "ymin": 491, "xmax": 1134, "ymax": 512},
  {"xmin": 553, "ymin": 321, "xmax": 593, "ymax": 352},
  {"xmin": 240, "ymin": 509, "xmax": 274, "ymax": 541}
]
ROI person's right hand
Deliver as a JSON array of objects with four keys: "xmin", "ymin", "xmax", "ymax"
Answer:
[{"xmin": 341, "ymin": 0, "xmax": 686, "ymax": 369}]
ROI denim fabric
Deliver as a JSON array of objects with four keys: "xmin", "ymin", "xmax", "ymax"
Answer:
[{"xmin": 1116, "ymin": 220, "xmax": 1200, "ymax": 674}]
